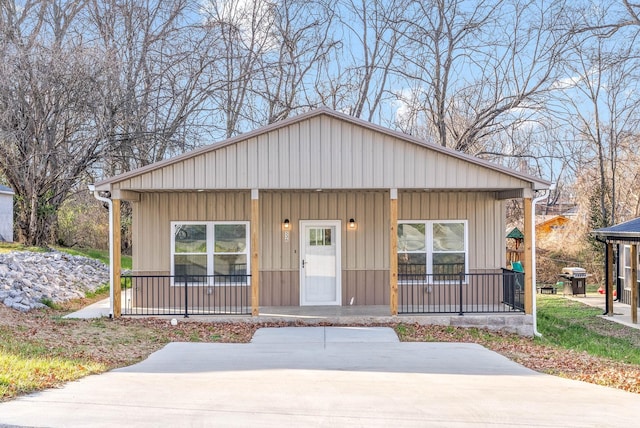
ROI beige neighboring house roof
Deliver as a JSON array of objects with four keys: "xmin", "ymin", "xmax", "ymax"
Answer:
[{"xmin": 95, "ymin": 107, "xmax": 550, "ymax": 197}]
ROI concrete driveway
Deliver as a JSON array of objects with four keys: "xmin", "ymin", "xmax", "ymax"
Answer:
[{"xmin": 1, "ymin": 327, "xmax": 638, "ymax": 427}]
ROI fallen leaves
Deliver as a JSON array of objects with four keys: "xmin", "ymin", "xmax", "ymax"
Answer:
[
  {"xmin": 397, "ymin": 323, "xmax": 640, "ymax": 394},
  {"xmin": 1, "ymin": 304, "xmax": 639, "ymax": 399}
]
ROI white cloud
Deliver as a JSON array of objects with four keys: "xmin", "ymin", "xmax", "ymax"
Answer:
[
  {"xmin": 551, "ymin": 74, "xmax": 583, "ymax": 90},
  {"xmin": 392, "ymin": 87, "xmax": 423, "ymax": 128}
]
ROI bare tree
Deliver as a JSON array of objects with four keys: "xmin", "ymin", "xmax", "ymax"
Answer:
[
  {"xmin": 200, "ymin": 0, "xmax": 277, "ymax": 138},
  {"xmin": 316, "ymin": 0, "xmax": 408, "ymax": 122},
  {"xmin": 258, "ymin": 0, "xmax": 338, "ymax": 124},
  {"xmin": 567, "ymin": 0, "xmax": 640, "ymax": 36},
  {"xmin": 0, "ymin": 0, "xmax": 107, "ymax": 245},
  {"xmin": 395, "ymin": 0, "xmax": 571, "ymax": 154},
  {"xmin": 551, "ymin": 19, "xmax": 640, "ymax": 227},
  {"xmin": 89, "ymin": 0, "xmax": 219, "ymax": 173}
]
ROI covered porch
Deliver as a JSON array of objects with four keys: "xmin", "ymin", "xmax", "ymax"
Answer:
[{"xmin": 593, "ymin": 218, "xmax": 640, "ymax": 325}]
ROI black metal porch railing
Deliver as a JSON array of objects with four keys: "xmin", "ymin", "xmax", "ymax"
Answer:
[
  {"xmin": 121, "ymin": 275, "xmax": 251, "ymax": 316},
  {"xmin": 398, "ymin": 269, "xmax": 525, "ymax": 314}
]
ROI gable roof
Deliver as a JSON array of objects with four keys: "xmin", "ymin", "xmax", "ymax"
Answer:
[
  {"xmin": 95, "ymin": 107, "xmax": 550, "ymax": 193},
  {"xmin": 592, "ymin": 218, "xmax": 640, "ymax": 241},
  {"xmin": 506, "ymin": 227, "xmax": 524, "ymax": 239},
  {"xmin": 536, "ymin": 215, "xmax": 570, "ymax": 228},
  {"xmin": 0, "ymin": 185, "xmax": 14, "ymax": 195}
]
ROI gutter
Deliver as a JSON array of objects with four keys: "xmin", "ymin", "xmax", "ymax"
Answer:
[
  {"xmin": 88, "ymin": 184, "xmax": 114, "ymax": 318},
  {"xmin": 531, "ymin": 187, "xmax": 551, "ymax": 337}
]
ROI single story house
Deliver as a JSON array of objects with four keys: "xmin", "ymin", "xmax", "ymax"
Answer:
[
  {"xmin": 0, "ymin": 185, "xmax": 14, "ymax": 242},
  {"xmin": 92, "ymin": 108, "xmax": 549, "ymax": 326},
  {"xmin": 592, "ymin": 218, "xmax": 640, "ymax": 324}
]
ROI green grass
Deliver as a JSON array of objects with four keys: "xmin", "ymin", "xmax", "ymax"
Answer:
[
  {"xmin": 85, "ymin": 283, "xmax": 111, "ymax": 298},
  {"xmin": 39, "ymin": 298, "xmax": 61, "ymax": 310},
  {"xmin": 54, "ymin": 246, "xmax": 132, "ymax": 270},
  {"xmin": 0, "ymin": 242, "xmax": 47, "ymax": 254},
  {"xmin": 538, "ymin": 282, "xmax": 601, "ymax": 294},
  {"xmin": 537, "ymin": 295, "xmax": 640, "ymax": 365},
  {"xmin": 0, "ymin": 330, "xmax": 106, "ymax": 399}
]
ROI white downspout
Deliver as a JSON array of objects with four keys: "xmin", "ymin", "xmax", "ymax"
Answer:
[
  {"xmin": 88, "ymin": 184, "xmax": 114, "ymax": 318},
  {"xmin": 531, "ymin": 187, "xmax": 552, "ymax": 337}
]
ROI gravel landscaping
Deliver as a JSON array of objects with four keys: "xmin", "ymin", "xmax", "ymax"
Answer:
[{"xmin": 0, "ymin": 250, "xmax": 108, "ymax": 311}]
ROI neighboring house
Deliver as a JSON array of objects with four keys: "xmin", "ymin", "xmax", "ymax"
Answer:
[
  {"xmin": 0, "ymin": 185, "xmax": 14, "ymax": 243},
  {"xmin": 535, "ymin": 215, "xmax": 570, "ymax": 240},
  {"xmin": 592, "ymin": 218, "xmax": 640, "ymax": 324},
  {"xmin": 93, "ymin": 108, "xmax": 549, "ymax": 324}
]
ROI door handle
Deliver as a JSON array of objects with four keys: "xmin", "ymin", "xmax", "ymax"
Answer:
[{"xmin": 302, "ymin": 259, "xmax": 305, "ymax": 268}]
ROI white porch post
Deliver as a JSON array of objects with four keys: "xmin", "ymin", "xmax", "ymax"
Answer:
[{"xmin": 523, "ymin": 194, "xmax": 533, "ymax": 315}]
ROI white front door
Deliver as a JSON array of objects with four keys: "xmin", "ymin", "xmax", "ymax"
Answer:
[{"xmin": 300, "ymin": 220, "xmax": 341, "ymax": 306}]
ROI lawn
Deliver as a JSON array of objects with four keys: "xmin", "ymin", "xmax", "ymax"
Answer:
[
  {"xmin": 537, "ymin": 295, "xmax": 640, "ymax": 365},
  {"xmin": 1, "ymin": 241, "xmax": 639, "ymax": 400}
]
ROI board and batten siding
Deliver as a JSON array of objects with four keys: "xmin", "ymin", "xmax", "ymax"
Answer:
[
  {"xmin": 110, "ymin": 115, "xmax": 533, "ymax": 193},
  {"xmin": 131, "ymin": 190, "xmax": 504, "ymax": 306},
  {"xmin": 132, "ymin": 192, "xmax": 250, "ymax": 273},
  {"xmin": 398, "ymin": 191, "xmax": 505, "ymax": 271},
  {"xmin": 260, "ymin": 191, "xmax": 389, "ymax": 306}
]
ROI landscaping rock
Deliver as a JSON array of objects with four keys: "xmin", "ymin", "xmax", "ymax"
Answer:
[{"xmin": 0, "ymin": 250, "xmax": 109, "ymax": 311}]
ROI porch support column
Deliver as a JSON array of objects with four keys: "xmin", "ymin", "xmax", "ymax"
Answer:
[
  {"xmin": 523, "ymin": 196, "xmax": 533, "ymax": 315},
  {"xmin": 112, "ymin": 198, "xmax": 122, "ymax": 318},
  {"xmin": 251, "ymin": 189, "xmax": 260, "ymax": 316},
  {"xmin": 632, "ymin": 245, "xmax": 638, "ymax": 324},
  {"xmin": 606, "ymin": 242, "xmax": 614, "ymax": 316},
  {"xmin": 390, "ymin": 189, "xmax": 398, "ymax": 316}
]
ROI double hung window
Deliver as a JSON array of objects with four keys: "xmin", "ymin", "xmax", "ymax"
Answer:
[
  {"xmin": 171, "ymin": 221, "xmax": 249, "ymax": 284},
  {"xmin": 398, "ymin": 220, "xmax": 467, "ymax": 281}
]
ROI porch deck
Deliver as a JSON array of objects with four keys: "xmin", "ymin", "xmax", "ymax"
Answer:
[
  {"xmin": 162, "ymin": 305, "xmax": 533, "ymax": 336},
  {"xmin": 66, "ymin": 299, "xmax": 533, "ymax": 335}
]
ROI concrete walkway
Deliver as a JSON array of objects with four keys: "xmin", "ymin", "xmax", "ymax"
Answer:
[
  {"xmin": 564, "ymin": 293, "xmax": 639, "ymax": 330},
  {"xmin": 63, "ymin": 295, "xmax": 112, "ymax": 319},
  {"xmin": 1, "ymin": 327, "xmax": 639, "ymax": 427}
]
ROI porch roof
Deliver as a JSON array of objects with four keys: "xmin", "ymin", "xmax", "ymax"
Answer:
[
  {"xmin": 592, "ymin": 217, "xmax": 640, "ymax": 243},
  {"xmin": 95, "ymin": 108, "xmax": 550, "ymax": 197}
]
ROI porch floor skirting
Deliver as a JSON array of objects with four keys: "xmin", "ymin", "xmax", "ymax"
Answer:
[{"xmin": 120, "ymin": 305, "xmax": 534, "ymax": 336}]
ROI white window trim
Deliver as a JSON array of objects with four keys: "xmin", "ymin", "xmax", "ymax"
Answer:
[
  {"xmin": 170, "ymin": 221, "xmax": 251, "ymax": 286},
  {"xmin": 397, "ymin": 219, "xmax": 469, "ymax": 284}
]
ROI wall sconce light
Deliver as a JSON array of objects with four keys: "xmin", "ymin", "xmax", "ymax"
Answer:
[
  {"xmin": 348, "ymin": 218, "xmax": 356, "ymax": 229},
  {"xmin": 283, "ymin": 219, "xmax": 290, "ymax": 230}
]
